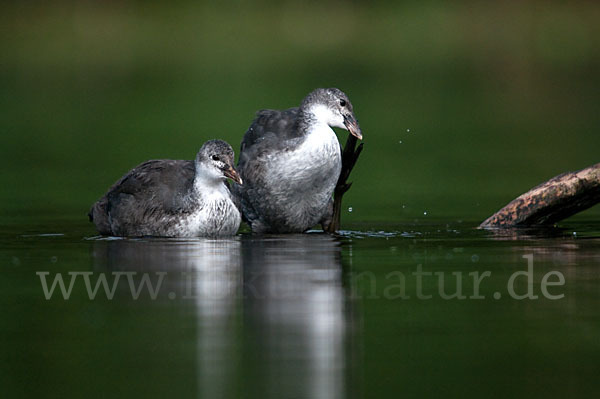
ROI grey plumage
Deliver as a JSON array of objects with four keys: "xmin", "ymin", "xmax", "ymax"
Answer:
[
  {"xmin": 234, "ymin": 88, "xmax": 362, "ymax": 233},
  {"xmin": 89, "ymin": 140, "xmax": 242, "ymax": 237}
]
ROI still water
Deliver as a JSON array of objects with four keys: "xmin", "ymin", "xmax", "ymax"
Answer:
[{"xmin": 2, "ymin": 217, "xmax": 599, "ymax": 398}]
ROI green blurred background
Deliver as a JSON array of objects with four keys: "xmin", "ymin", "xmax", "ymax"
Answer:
[
  {"xmin": 2, "ymin": 0, "xmax": 599, "ymax": 226},
  {"xmin": 2, "ymin": 3, "xmax": 600, "ymax": 398}
]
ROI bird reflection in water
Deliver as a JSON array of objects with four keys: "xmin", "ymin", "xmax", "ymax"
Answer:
[
  {"xmin": 241, "ymin": 234, "xmax": 348, "ymax": 399},
  {"xmin": 92, "ymin": 233, "xmax": 352, "ymax": 399}
]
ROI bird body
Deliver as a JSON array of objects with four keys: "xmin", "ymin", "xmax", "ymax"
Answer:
[
  {"xmin": 89, "ymin": 140, "xmax": 242, "ymax": 237},
  {"xmin": 173, "ymin": 174, "xmax": 241, "ymax": 237},
  {"xmin": 244, "ymin": 120, "xmax": 341, "ymax": 233},
  {"xmin": 235, "ymin": 88, "xmax": 362, "ymax": 233}
]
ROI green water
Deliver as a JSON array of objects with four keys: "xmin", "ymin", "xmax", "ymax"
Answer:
[
  {"xmin": 2, "ymin": 1, "xmax": 600, "ymax": 398},
  {"xmin": 2, "ymin": 219, "xmax": 600, "ymax": 398}
]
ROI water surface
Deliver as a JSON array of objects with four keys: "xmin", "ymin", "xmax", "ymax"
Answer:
[{"xmin": 2, "ymin": 217, "xmax": 599, "ymax": 398}]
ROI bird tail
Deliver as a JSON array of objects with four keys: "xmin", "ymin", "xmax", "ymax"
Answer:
[{"xmin": 88, "ymin": 198, "xmax": 112, "ymax": 235}]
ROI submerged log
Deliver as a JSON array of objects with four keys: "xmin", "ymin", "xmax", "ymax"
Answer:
[
  {"xmin": 480, "ymin": 163, "xmax": 600, "ymax": 228},
  {"xmin": 325, "ymin": 133, "xmax": 364, "ymax": 233}
]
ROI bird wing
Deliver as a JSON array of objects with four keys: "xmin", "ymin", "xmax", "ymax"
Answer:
[
  {"xmin": 238, "ymin": 107, "xmax": 302, "ymax": 163},
  {"xmin": 89, "ymin": 159, "xmax": 195, "ymax": 235},
  {"xmin": 234, "ymin": 108, "xmax": 304, "ymax": 227}
]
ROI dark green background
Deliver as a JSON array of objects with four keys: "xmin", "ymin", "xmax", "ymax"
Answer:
[
  {"xmin": 1, "ymin": 2, "xmax": 599, "ymax": 399},
  {"xmin": 2, "ymin": 0, "xmax": 598, "ymax": 224}
]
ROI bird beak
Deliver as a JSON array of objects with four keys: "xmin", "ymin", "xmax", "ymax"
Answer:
[
  {"xmin": 224, "ymin": 166, "xmax": 243, "ymax": 185},
  {"xmin": 343, "ymin": 114, "xmax": 363, "ymax": 140}
]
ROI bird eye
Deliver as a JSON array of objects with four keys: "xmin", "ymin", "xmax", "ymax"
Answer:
[
  {"xmin": 211, "ymin": 155, "xmax": 220, "ymax": 161},
  {"xmin": 339, "ymin": 99, "xmax": 346, "ymax": 107}
]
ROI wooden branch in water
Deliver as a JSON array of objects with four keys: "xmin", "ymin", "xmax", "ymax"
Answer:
[
  {"xmin": 480, "ymin": 162, "xmax": 600, "ymax": 228},
  {"xmin": 325, "ymin": 134, "xmax": 364, "ymax": 233}
]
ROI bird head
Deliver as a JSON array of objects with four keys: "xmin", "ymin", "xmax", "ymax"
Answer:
[
  {"xmin": 196, "ymin": 140, "xmax": 243, "ymax": 185},
  {"xmin": 301, "ymin": 87, "xmax": 363, "ymax": 140}
]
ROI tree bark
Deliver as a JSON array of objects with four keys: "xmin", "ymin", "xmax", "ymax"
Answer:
[
  {"xmin": 480, "ymin": 163, "xmax": 600, "ymax": 228},
  {"xmin": 325, "ymin": 134, "xmax": 364, "ymax": 233}
]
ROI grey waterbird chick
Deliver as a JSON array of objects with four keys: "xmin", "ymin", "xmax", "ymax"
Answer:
[
  {"xmin": 234, "ymin": 88, "xmax": 363, "ymax": 233},
  {"xmin": 89, "ymin": 140, "xmax": 242, "ymax": 237}
]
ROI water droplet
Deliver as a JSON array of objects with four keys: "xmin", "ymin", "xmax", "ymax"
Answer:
[{"xmin": 348, "ymin": 207, "xmax": 353, "ymax": 213}]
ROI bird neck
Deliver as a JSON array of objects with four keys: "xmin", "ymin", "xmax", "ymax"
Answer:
[
  {"xmin": 297, "ymin": 105, "xmax": 328, "ymax": 136},
  {"xmin": 194, "ymin": 163, "xmax": 226, "ymax": 192}
]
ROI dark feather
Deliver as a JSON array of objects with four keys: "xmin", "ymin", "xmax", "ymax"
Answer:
[
  {"xmin": 89, "ymin": 160, "xmax": 196, "ymax": 236},
  {"xmin": 239, "ymin": 108, "xmax": 305, "ymax": 163}
]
